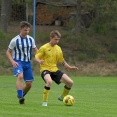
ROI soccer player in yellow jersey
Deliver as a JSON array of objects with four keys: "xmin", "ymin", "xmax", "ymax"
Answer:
[{"xmin": 35, "ymin": 30, "xmax": 78, "ymax": 106}]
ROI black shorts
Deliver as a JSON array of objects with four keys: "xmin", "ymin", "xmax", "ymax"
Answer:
[{"xmin": 41, "ymin": 70, "xmax": 64, "ymax": 85}]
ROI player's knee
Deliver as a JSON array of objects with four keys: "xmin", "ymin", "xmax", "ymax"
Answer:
[
  {"xmin": 67, "ymin": 79, "xmax": 73, "ymax": 87},
  {"xmin": 46, "ymin": 80, "xmax": 52, "ymax": 86},
  {"xmin": 18, "ymin": 74, "xmax": 23, "ymax": 80},
  {"xmin": 70, "ymin": 80, "xmax": 74, "ymax": 86}
]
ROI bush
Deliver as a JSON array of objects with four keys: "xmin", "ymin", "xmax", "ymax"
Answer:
[
  {"xmin": 77, "ymin": 53, "xmax": 87, "ymax": 61},
  {"xmin": 105, "ymin": 53, "xmax": 117, "ymax": 62},
  {"xmin": 0, "ymin": 30, "xmax": 5, "ymax": 39},
  {"xmin": 94, "ymin": 23, "xmax": 107, "ymax": 34}
]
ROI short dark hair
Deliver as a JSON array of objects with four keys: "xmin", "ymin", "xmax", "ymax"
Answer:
[{"xmin": 20, "ymin": 21, "xmax": 31, "ymax": 28}]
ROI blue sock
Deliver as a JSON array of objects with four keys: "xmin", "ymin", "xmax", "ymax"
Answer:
[{"xmin": 17, "ymin": 90, "xmax": 23, "ymax": 98}]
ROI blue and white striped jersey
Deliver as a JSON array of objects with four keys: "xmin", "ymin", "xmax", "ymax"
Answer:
[{"xmin": 8, "ymin": 35, "xmax": 36, "ymax": 62}]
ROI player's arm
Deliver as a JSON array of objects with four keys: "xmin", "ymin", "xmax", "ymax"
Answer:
[
  {"xmin": 32, "ymin": 38, "xmax": 38, "ymax": 54},
  {"xmin": 62, "ymin": 61, "xmax": 78, "ymax": 70},
  {"xmin": 6, "ymin": 48, "xmax": 18, "ymax": 68},
  {"xmin": 34, "ymin": 47, "xmax": 44, "ymax": 64},
  {"xmin": 33, "ymin": 47, "xmax": 38, "ymax": 54},
  {"xmin": 35, "ymin": 57, "xmax": 44, "ymax": 64},
  {"xmin": 59, "ymin": 48, "xmax": 78, "ymax": 70}
]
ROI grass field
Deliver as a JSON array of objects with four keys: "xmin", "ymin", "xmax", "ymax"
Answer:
[{"xmin": 0, "ymin": 76, "xmax": 117, "ymax": 117}]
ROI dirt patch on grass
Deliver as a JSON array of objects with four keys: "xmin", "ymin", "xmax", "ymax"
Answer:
[{"xmin": 77, "ymin": 61, "xmax": 117, "ymax": 76}]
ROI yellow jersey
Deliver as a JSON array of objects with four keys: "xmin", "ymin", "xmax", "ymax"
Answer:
[{"xmin": 35, "ymin": 43, "xmax": 65, "ymax": 73}]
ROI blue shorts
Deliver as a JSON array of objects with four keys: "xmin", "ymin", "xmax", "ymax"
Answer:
[{"xmin": 12, "ymin": 61, "xmax": 34, "ymax": 82}]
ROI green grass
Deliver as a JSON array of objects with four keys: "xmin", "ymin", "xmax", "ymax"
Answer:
[{"xmin": 0, "ymin": 76, "xmax": 117, "ymax": 117}]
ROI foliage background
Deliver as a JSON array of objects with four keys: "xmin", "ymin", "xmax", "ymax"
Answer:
[{"xmin": 0, "ymin": 0, "xmax": 117, "ymax": 76}]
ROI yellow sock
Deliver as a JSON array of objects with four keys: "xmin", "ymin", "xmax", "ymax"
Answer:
[
  {"xmin": 43, "ymin": 88, "xmax": 50, "ymax": 102},
  {"xmin": 61, "ymin": 85, "xmax": 71, "ymax": 98}
]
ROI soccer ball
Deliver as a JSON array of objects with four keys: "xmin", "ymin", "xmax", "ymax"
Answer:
[{"xmin": 63, "ymin": 95, "xmax": 75, "ymax": 106}]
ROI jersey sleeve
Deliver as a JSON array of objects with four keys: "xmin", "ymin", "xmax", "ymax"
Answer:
[
  {"xmin": 32, "ymin": 38, "xmax": 36, "ymax": 48},
  {"xmin": 8, "ymin": 39, "xmax": 16, "ymax": 50},
  {"xmin": 58, "ymin": 48, "xmax": 65, "ymax": 63},
  {"xmin": 35, "ymin": 46, "xmax": 44, "ymax": 58}
]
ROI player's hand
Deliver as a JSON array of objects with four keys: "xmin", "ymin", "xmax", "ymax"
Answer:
[
  {"xmin": 12, "ymin": 61, "xmax": 19, "ymax": 68},
  {"xmin": 70, "ymin": 66, "xmax": 78, "ymax": 70},
  {"xmin": 39, "ymin": 60, "xmax": 44, "ymax": 64}
]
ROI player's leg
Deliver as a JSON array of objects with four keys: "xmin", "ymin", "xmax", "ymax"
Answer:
[
  {"xmin": 41, "ymin": 71, "xmax": 52, "ymax": 106},
  {"xmin": 58, "ymin": 74, "xmax": 73, "ymax": 101},
  {"xmin": 23, "ymin": 65, "xmax": 34, "ymax": 98},
  {"xmin": 60, "ymin": 74, "xmax": 73, "ymax": 87},
  {"xmin": 16, "ymin": 73, "xmax": 24, "ymax": 98},
  {"xmin": 23, "ymin": 81, "xmax": 32, "ymax": 97},
  {"xmin": 13, "ymin": 64, "xmax": 24, "ymax": 104},
  {"xmin": 16, "ymin": 73, "xmax": 25, "ymax": 104}
]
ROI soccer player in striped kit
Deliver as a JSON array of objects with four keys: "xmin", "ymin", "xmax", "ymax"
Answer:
[
  {"xmin": 35, "ymin": 30, "xmax": 78, "ymax": 106},
  {"xmin": 6, "ymin": 21, "xmax": 38, "ymax": 104}
]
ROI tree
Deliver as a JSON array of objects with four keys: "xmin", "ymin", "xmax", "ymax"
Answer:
[
  {"xmin": 72, "ymin": 0, "xmax": 82, "ymax": 35},
  {"xmin": 0, "ymin": 0, "xmax": 12, "ymax": 33},
  {"xmin": 7, "ymin": 0, "xmax": 12, "ymax": 25},
  {"xmin": 82, "ymin": 0, "xmax": 117, "ymax": 33}
]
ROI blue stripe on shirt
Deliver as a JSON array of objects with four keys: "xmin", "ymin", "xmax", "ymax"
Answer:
[
  {"xmin": 26, "ymin": 37, "xmax": 29, "ymax": 61},
  {"xmin": 16, "ymin": 39, "xmax": 21, "ymax": 60}
]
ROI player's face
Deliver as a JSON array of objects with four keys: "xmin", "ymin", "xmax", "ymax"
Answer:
[
  {"xmin": 20, "ymin": 27, "xmax": 30, "ymax": 38},
  {"xmin": 50, "ymin": 35, "xmax": 60, "ymax": 46}
]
